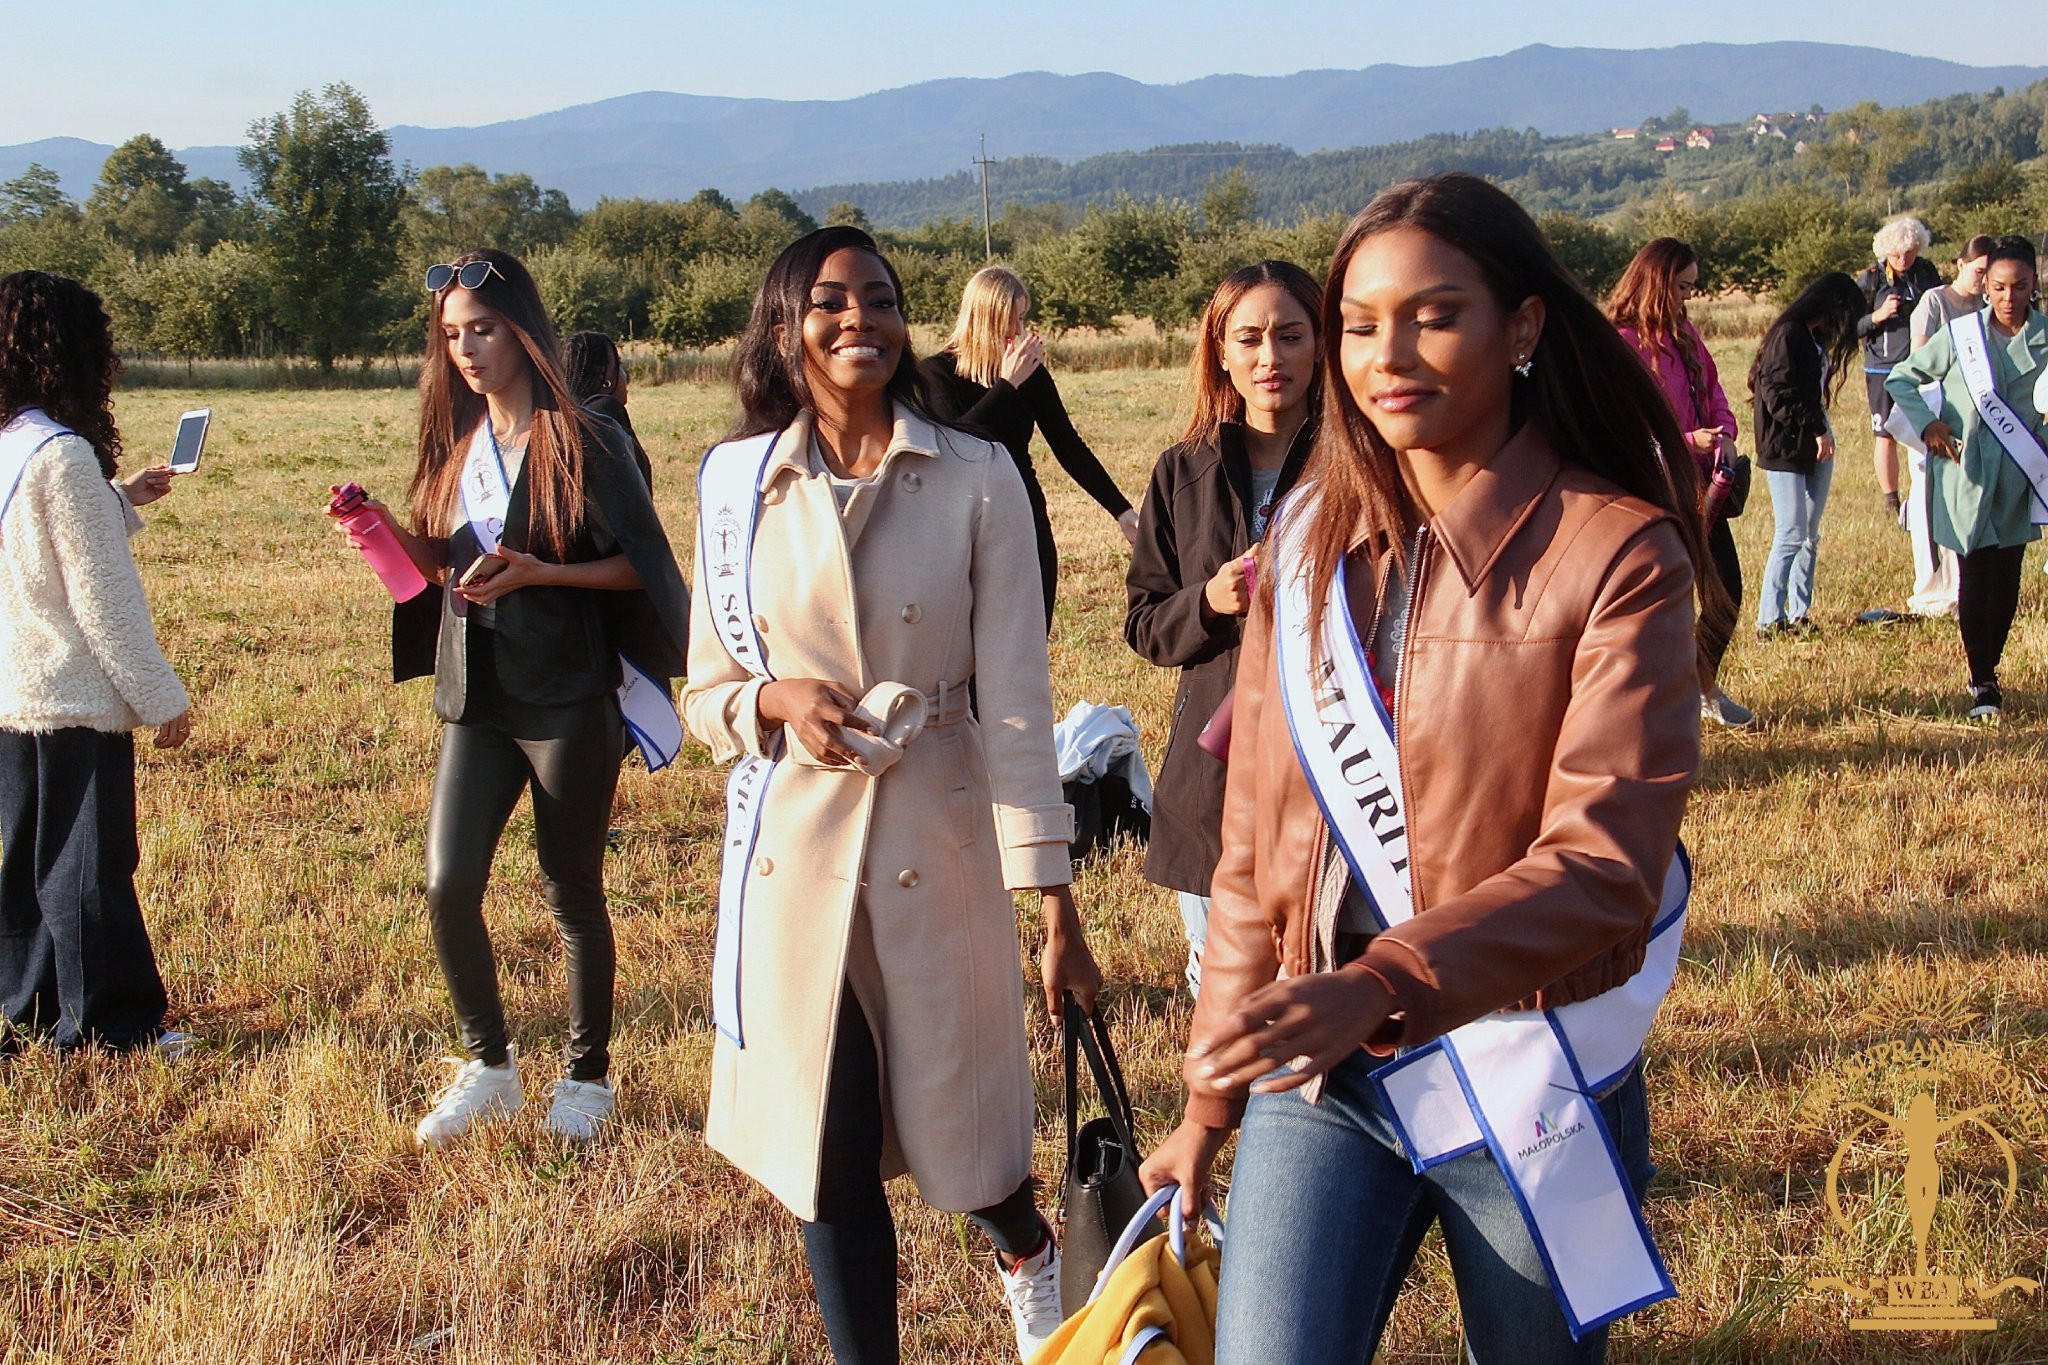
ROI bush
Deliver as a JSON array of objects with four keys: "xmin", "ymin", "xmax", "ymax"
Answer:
[
  {"xmin": 527, "ymin": 247, "xmax": 638, "ymax": 337},
  {"xmin": 648, "ymin": 254, "xmax": 760, "ymax": 348},
  {"xmin": 1539, "ymin": 213, "xmax": 1635, "ymax": 298}
]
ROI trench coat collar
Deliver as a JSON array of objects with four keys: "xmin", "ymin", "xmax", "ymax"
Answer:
[
  {"xmin": 763, "ymin": 403, "xmax": 943, "ymax": 487},
  {"xmin": 1426, "ymin": 419, "xmax": 1565, "ymax": 595},
  {"xmin": 1988, "ymin": 312, "xmax": 2046, "ymax": 379}
]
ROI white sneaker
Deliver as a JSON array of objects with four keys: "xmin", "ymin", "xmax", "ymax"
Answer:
[
  {"xmin": 1701, "ymin": 689, "xmax": 1756, "ymax": 729},
  {"xmin": 543, "ymin": 1077, "xmax": 616, "ymax": 1142},
  {"xmin": 415, "ymin": 1057, "xmax": 523, "ymax": 1149},
  {"xmin": 997, "ymin": 1227, "xmax": 1063, "ymax": 1362},
  {"xmin": 154, "ymin": 1030, "xmax": 196, "ymax": 1059}
]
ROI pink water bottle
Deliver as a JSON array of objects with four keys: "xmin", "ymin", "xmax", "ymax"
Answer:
[{"xmin": 328, "ymin": 482, "xmax": 429, "ymax": 602}]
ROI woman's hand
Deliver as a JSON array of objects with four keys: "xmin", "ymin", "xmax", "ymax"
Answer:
[
  {"xmin": 1038, "ymin": 885, "xmax": 1101, "ymax": 1017},
  {"xmin": 999, "ymin": 331, "xmax": 1044, "ymax": 387},
  {"xmin": 1117, "ymin": 508, "xmax": 1140, "ymax": 547},
  {"xmin": 1685, "ymin": 427, "xmax": 1725, "ymax": 457},
  {"xmin": 1922, "ymin": 420, "xmax": 1959, "ymax": 461},
  {"xmin": 1871, "ymin": 295, "xmax": 1902, "ymax": 325},
  {"xmin": 153, "ymin": 710, "xmax": 193, "ymax": 750},
  {"xmin": 455, "ymin": 545, "xmax": 550, "ymax": 604},
  {"xmin": 1139, "ymin": 1120, "xmax": 1231, "ymax": 1220},
  {"xmin": 1203, "ymin": 545, "xmax": 1258, "ymax": 617},
  {"xmin": 1816, "ymin": 432, "xmax": 1837, "ymax": 462},
  {"xmin": 1185, "ymin": 966, "xmax": 1395, "ymax": 1098},
  {"xmin": 122, "ymin": 466, "xmax": 176, "ymax": 507},
  {"xmin": 758, "ymin": 678, "xmax": 875, "ymax": 766}
]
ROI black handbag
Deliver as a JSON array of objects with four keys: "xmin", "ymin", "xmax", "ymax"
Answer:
[
  {"xmin": 1059, "ymin": 994, "xmax": 1162, "ymax": 1311},
  {"xmin": 1723, "ymin": 453, "xmax": 1753, "ymax": 519}
]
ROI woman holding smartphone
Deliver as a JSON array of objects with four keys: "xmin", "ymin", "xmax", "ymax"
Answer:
[
  {"xmin": 683, "ymin": 227, "xmax": 1098, "ymax": 1363},
  {"xmin": 1125, "ymin": 260, "xmax": 1321, "ymax": 993},
  {"xmin": 921, "ymin": 265, "xmax": 1137, "ymax": 628},
  {"xmin": 1139, "ymin": 175, "xmax": 1718, "ymax": 1362},
  {"xmin": 332, "ymin": 249, "xmax": 689, "ymax": 1146},
  {"xmin": 0, "ymin": 270, "xmax": 193, "ymax": 1055}
]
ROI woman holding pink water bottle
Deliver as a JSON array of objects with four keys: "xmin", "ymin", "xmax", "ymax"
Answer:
[{"xmin": 328, "ymin": 248, "xmax": 689, "ymax": 1148}]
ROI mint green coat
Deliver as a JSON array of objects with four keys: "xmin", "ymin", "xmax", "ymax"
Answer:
[{"xmin": 1886, "ymin": 313, "xmax": 2048, "ymax": 554}]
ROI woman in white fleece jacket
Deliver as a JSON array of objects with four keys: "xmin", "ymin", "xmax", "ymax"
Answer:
[{"xmin": 0, "ymin": 270, "xmax": 191, "ymax": 1053}]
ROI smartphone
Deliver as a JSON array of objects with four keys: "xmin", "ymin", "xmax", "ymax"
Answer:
[
  {"xmin": 457, "ymin": 553, "xmax": 504, "ymax": 589},
  {"xmin": 169, "ymin": 409, "xmax": 211, "ymax": 473}
]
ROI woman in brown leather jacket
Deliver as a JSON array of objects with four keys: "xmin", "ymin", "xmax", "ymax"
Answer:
[{"xmin": 1140, "ymin": 174, "xmax": 1725, "ymax": 1363}]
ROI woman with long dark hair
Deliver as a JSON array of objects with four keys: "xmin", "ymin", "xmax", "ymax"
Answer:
[
  {"xmin": 1749, "ymin": 271, "xmax": 1866, "ymax": 637},
  {"xmin": 1125, "ymin": 259, "xmax": 1321, "ymax": 993},
  {"xmin": 1139, "ymin": 174, "xmax": 1720, "ymax": 1362},
  {"xmin": 921, "ymin": 264, "xmax": 1137, "ymax": 627},
  {"xmin": 0, "ymin": 270, "xmax": 193, "ymax": 1054},
  {"xmin": 329, "ymin": 249, "xmax": 689, "ymax": 1146},
  {"xmin": 682, "ymin": 226, "xmax": 1099, "ymax": 1363},
  {"xmin": 1887, "ymin": 236, "xmax": 2046, "ymax": 722},
  {"xmin": 562, "ymin": 329, "xmax": 651, "ymax": 488},
  {"xmin": 1609, "ymin": 237, "xmax": 1752, "ymax": 727}
]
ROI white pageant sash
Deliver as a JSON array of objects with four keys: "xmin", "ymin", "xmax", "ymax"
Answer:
[
  {"xmin": 0, "ymin": 408, "xmax": 73, "ymax": 531},
  {"xmin": 1951, "ymin": 312, "xmax": 2048, "ymax": 526},
  {"xmin": 694, "ymin": 432, "xmax": 783, "ymax": 1048},
  {"xmin": 1272, "ymin": 529, "xmax": 1682, "ymax": 1340},
  {"xmin": 458, "ymin": 423, "xmax": 685, "ymax": 771}
]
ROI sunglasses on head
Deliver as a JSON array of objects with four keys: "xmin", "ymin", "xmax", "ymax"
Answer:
[{"xmin": 425, "ymin": 260, "xmax": 506, "ymax": 293}]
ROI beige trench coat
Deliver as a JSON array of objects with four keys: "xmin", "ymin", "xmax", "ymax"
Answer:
[{"xmin": 682, "ymin": 406, "xmax": 1074, "ymax": 1221}]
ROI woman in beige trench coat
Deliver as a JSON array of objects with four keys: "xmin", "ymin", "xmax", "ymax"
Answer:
[{"xmin": 681, "ymin": 227, "xmax": 1101, "ymax": 1365}]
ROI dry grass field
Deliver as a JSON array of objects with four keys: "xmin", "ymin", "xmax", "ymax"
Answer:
[{"xmin": 5, "ymin": 325, "xmax": 2048, "ymax": 1363}]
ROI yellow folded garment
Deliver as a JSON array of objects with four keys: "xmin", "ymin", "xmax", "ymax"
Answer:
[{"xmin": 1028, "ymin": 1224, "xmax": 1218, "ymax": 1365}]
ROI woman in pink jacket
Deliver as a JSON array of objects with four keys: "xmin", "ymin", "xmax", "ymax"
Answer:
[{"xmin": 1610, "ymin": 238, "xmax": 1751, "ymax": 727}]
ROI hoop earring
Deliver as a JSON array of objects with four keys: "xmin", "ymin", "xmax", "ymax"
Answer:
[{"xmin": 1513, "ymin": 355, "xmax": 1534, "ymax": 379}]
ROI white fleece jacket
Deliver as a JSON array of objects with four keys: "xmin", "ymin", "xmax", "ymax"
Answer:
[{"xmin": 0, "ymin": 434, "xmax": 188, "ymax": 732}]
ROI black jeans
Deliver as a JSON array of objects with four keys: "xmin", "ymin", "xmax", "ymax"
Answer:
[
  {"xmin": 425, "ymin": 631, "xmax": 621, "ymax": 1081},
  {"xmin": 803, "ymin": 988, "xmax": 1045, "ymax": 1364},
  {"xmin": 1703, "ymin": 516, "xmax": 1745, "ymax": 679},
  {"xmin": 0, "ymin": 728, "xmax": 167, "ymax": 1049},
  {"xmin": 1957, "ymin": 543, "xmax": 2027, "ymax": 689}
]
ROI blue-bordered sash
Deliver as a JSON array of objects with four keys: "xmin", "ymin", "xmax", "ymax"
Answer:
[{"xmin": 0, "ymin": 408, "xmax": 74, "ymax": 532}]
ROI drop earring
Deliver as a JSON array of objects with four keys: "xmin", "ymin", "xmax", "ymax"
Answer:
[{"xmin": 1513, "ymin": 354, "xmax": 1534, "ymax": 379}]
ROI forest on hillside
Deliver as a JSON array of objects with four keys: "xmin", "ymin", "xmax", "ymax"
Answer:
[{"xmin": 0, "ymin": 79, "xmax": 2043, "ymax": 367}]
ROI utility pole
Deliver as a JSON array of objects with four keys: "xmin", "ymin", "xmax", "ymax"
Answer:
[{"xmin": 974, "ymin": 134, "xmax": 994, "ymax": 260}]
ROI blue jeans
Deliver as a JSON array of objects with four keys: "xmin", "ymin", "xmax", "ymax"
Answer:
[
  {"xmin": 1756, "ymin": 462, "xmax": 1834, "ymax": 628},
  {"xmin": 1214, "ymin": 1051, "xmax": 1654, "ymax": 1365}
]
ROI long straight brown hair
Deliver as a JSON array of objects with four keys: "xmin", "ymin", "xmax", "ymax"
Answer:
[
  {"xmin": 1183, "ymin": 259, "xmax": 1324, "ymax": 447},
  {"xmin": 1290, "ymin": 174, "xmax": 1728, "ymax": 681},
  {"xmin": 410, "ymin": 248, "xmax": 597, "ymax": 558},
  {"xmin": 1607, "ymin": 237, "xmax": 1710, "ymax": 428}
]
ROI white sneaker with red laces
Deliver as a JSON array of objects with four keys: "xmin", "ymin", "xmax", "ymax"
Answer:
[{"xmin": 997, "ymin": 1228, "xmax": 1063, "ymax": 1361}]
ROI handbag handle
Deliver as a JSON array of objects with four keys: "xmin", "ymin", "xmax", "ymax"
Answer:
[
  {"xmin": 1085, "ymin": 1184, "xmax": 1226, "ymax": 1306},
  {"xmin": 1063, "ymin": 992, "xmax": 1141, "ymax": 1173}
]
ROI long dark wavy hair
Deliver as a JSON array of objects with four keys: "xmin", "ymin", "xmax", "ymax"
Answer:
[
  {"xmin": 1290, "ymin": 173, "xmax": 1728, "ymax": 680},
  {"xmin": 1607, "ymin": 238, "xmax": 1711, "ymax": 427},
  {"xmin": 0, "ymin": 271, "xmax": 124, "ymax": 478},
  {"xmin": 1746, "ymin": 272, "xmax": 1864, "ymax": 411},
  {"xmin": 411, "ymin": 248, "xmax": 598, "ymax": 558},
  {"xmin": 1184, "ymin": 259, "xmax": 1324, "ymax": 447},
  {"xmin": 562, "ymin": 329, "xmax": 623, "ymax": 401},
  {"xmin": 729, "ymin": 226, "xmax": 930, "ymax": 438}
]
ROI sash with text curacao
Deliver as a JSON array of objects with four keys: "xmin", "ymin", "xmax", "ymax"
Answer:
[
  {"xmin": 1269, "ymin": 512, "xmax": 1688, "ymax": 1341},
  {"xmin": 692, "ymin": 431, "xmax": 783, "ymax": 1049}
]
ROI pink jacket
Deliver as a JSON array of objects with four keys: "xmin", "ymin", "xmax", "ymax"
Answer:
[{"xmin": 1617, "ymin": 321, "xmax": 1737, "ymax": 477}]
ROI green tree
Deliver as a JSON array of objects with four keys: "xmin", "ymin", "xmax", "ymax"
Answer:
[
  {"xmin": 824, "ymin": 201, "xmax": 871, "ymax": 230},
  {"xmin": 88, "ymin": 135, "xmax": 198, "ymax": 258},
  {"xmin": 239, "ymin": 83, "xmax": 405, "ymax": 368},
  {"xmin": 1201, "ymin": 167, "xmax": 1258, "ymax": 233},
  {"xmin": 526, "ymin": 246, "xmax": 635, "ymax": 336},
  {"xmin": 1538, "ymin": 213, "xmax": 1633, "ymax": 298},
  {"xmin": 0, "ymin": 164, "xmax": 75, "ymax": 224},
  {"xmin": 404, "ymin": 164, "xmax": 576, "ymax": 264},
  {"xmin": 649, "ymin": 253, "xmax": 761, "ymax": 347}
]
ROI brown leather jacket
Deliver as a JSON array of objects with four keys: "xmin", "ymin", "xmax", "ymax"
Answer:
[{"xmin": 1184, "ymin": 426, "xmax": 1701, "ymax": 1129}]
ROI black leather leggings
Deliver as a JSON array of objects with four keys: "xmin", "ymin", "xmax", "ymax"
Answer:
[
  {"xmin": 424, "ymin": 632, "xmax": 621, "ymax": 1081},
  {"xmin": 1957, "ymin": 543, "xmax": 2026, "ymax": 689},
  {"xmin": 803, "ymin": 988, "xmax": 1045, "ymax": 1363}
]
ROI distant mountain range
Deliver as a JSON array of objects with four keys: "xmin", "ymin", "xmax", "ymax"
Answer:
[{"xmin": 6, "ymin": 43, "xmax": 2043, "ymax": 208}]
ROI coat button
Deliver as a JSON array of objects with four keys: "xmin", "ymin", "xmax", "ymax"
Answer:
[
  {"xmin": 897, "ymin": 869, "xmax": 919, "ymax": 888},
  {"xmin": 900, "ymin": 603, "xmax": 921, "ymax": 624},
  {"xmin": 752, "ymin": 614, "xmax": 770, "ymax": 633},
  {"xmin": 754, "ymin": 856, "xmax": 774, "ymax": 876},
  {"xmin": 901, "ymin": 471, "xmax": 922, "ymax": 492}
]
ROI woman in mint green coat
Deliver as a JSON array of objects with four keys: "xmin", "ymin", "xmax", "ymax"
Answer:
[{"xmin": 1886, "ymin": 236, "xmax": 2046, "ymax": 722}]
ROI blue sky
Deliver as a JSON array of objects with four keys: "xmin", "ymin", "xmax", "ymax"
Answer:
[{"xmin": 6, "ymin": 0, "xmax": 2047, "ymax": 148}]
